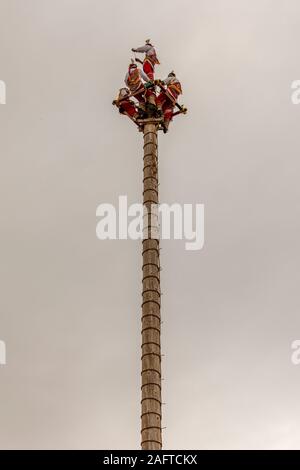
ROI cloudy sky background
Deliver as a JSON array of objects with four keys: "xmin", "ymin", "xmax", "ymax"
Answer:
[{"xmin": 1, "ymin": 0, "xmax": 300, "ymax": 449}]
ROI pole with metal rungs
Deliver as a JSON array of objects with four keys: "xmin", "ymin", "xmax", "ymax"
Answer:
[
  {"xmin": 113, "ymin": 57, "xmax": 187, "ymax": 449},
  {"xmin": 141, "ymin": 118, "xmax": 162, "ymax": 450}
]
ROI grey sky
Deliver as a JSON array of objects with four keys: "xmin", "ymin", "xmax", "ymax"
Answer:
[{"xmin": 0, "ymin": 0, "xmax": 300, "ymax": 449}]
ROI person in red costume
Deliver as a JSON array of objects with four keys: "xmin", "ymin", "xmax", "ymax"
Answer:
[
  {"xmin": 124, "ymin": 60, "xmax": 149, "ymax": 111},
  {"xmin": 131, "ymin": 39, "xmax": 160, "ymax": 81},
  {"xmin": 156, "ymin": 71, "xmax": 182, "ymax": 132},
  {"xmin": 113, "ymin": 87, "xmax": 139, "ymax": 122},
  {"xmin": 131, "ymin": 40, "xmax": 159, "ymax": 113}
]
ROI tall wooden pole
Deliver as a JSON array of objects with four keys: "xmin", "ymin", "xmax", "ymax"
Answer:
[{"xmin": 141, "ymin": 119, "xmax": 162, "ymax": 450}]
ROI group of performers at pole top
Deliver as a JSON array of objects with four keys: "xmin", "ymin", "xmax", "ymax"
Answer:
[{"xmin": 113, "ymin": 39, "xmax": 184, "ymax": 133}]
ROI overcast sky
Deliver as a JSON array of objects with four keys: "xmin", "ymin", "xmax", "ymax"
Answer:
[{"xmin": 1, "ymin": 0, "xmax": 300, "ymax": 449}]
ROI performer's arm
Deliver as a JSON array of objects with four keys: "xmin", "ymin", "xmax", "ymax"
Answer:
[
  {"xmin": 132, "ymin": 45, "xmax": 151, "ymax": 53},
  {"xmin": 163, "ymin": 77, "xmax": 172, "ymax": 86}
]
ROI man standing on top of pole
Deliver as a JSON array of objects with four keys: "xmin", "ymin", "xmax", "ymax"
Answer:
[
  {"xmin": 131, "ymin": 40, "xmax": 159, "ymax": 115},
  {"xmin": 131, "ymin": 39, "xmax": 160, "ymax": 81}
]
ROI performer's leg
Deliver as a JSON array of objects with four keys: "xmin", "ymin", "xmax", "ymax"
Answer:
[
  {"xmin": 156, "ymin": 92, "xmax": 167, "ymax": 110},
  {"xmin": 145, "ymin": 89, "xmax": 156, "ymax": 106},
  {"xmin": 143, "ymin": 60, "xmax": 154, "ymax": 81},
  {"xmin": 134, "ymin": 92, "xmax": 146, "ymax": 111},
  {"xmin": 120, "ymin": 100, "xmax": 138, "ymax": 119},
  {"xmin": 162, "ymin": 104, "xmax": 174, "ymax": 133}
]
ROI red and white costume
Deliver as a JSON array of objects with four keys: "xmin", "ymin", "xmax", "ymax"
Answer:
[
  {"xmin": 114, "ymin": 87, "xmax": 138, "ymax": 119},
  {"xmin": 156, "ymin": 73, "xmax": 182, "ymax": 126},
  {"xmin": 132, "ymin": 41, "xmax": 160, "ymax": 81},
  {"xmin": 125, "ymin": 63, "xmax": 149, "ymax": 107}
]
